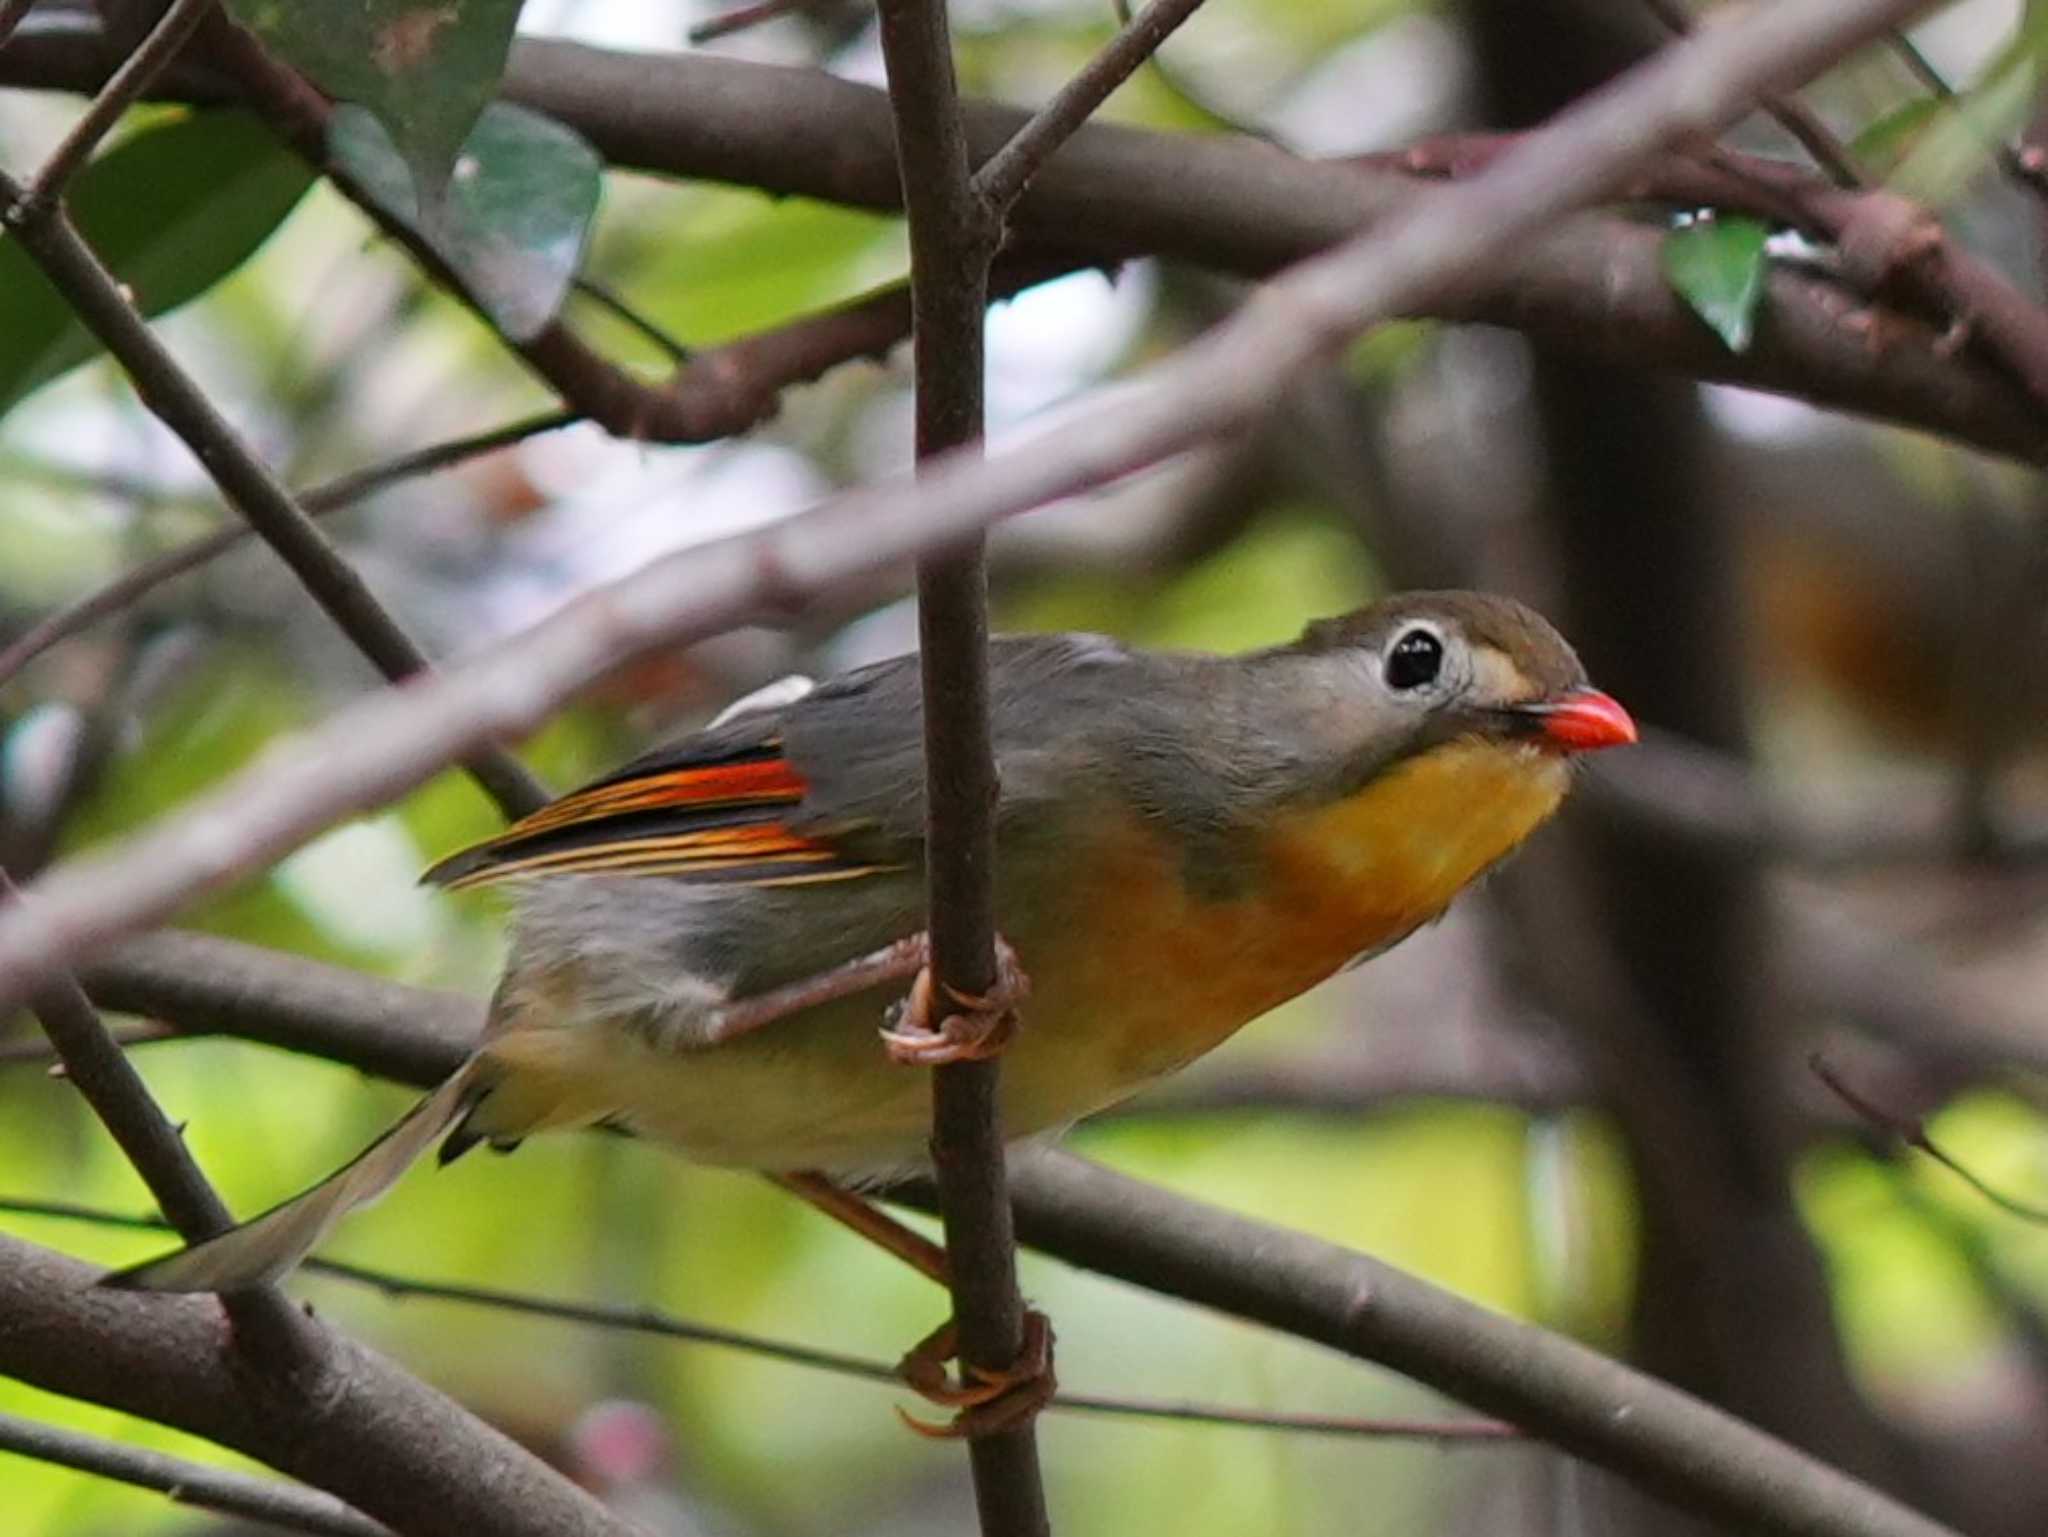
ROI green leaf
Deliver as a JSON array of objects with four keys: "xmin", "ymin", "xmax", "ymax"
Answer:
[
  {"xmin": 225, "ymin": 0, "xmax": 525, "ymax": 201},
  {"xmin": 1851, "ymin": 98, "xmax": 1945, "ymax": 176},
  {"xmin": 330, "ymin": 101, "xmax": 600, "ymax": 341},
  {"xmin": 0, "ymin": 109, "xmax": 314, "ymax": 414},
  {"xmin": 1661, "ymin": 215, "xmax": 1770, "ymax": 354}
]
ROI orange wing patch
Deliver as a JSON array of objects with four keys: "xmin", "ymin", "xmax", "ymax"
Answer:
[
  {"xmin": 502, "ymin": 755, "xmax": 812, "ymax": 839},
  {"xmin": 424, "ymin": 745, "xmax": 888, "ymax": 891}
]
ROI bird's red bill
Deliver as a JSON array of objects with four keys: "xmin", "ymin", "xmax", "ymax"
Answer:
[{"xmin": 1535, "ymin": 689, "xmax": 1637, "ymax": 751}]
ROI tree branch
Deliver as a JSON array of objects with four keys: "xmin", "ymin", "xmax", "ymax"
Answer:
[
  {"xmin": 971, "ymin": 0, "xmax": 1211, "ymax": 213},
  {"xmin": 0, "ymin": 1192, "xmax": 1515, "ymax": 1444},
  {"xmin": 61, "ymin": 931, "xmax": 1962, "ymax": 1537},
  {"xmin": 24, "ymin": 0, "xmax": 213, "ymax": 199},
  {"xmin": 0, "ymin": 1409, "xmax": 390, "ymax": 1537},
  {"xmin": 981, "ymin": 1149, "xmax": 1960, "ymax": 1537},
  {"xmin": 0, "ymin": 409, "xmax": 580, "ymax": 691},
  {"xmin": 0, "ymin": 0, "xmax": 1946, "ymax": 1014},
  {"xmin": 4, "ymin": 23, "xmax": 2042, "ymax": 461},
  {"xmin": 0, "ymin": 1234, "xmax": 641, "ymax": 1537},
  {"xmin": 3, "ymin": 870, "xmax": 307, "ymax": 1355},
  {"xmin": 876, "ymin": 0, "xmax": 1049, "ymax": 1517},
  {"xmin": 0, "ymin": 174, "xmax": 548, "ymax": 823}
]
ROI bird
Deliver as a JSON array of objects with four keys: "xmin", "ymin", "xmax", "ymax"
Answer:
[{"xmin": 105, "ymin": 590, "xmax": 1633, "ymax": 1306}]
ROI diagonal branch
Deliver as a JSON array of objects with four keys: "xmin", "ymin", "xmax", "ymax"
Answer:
[
  {"xmin": 0, "ymin": 0, "xmax": 1938, "ymax": 1017},
  {"xmin": 971, "ymin": 0, "xmax": 1211, "ymax": 212},
  {"xmin": 2, "ymin": 870, "xmax": 306, "ymax": 1355},
  {"xmin": 0, "ymin": 1192, "xmax": 1516, "ymax": 1443},
  {"xmin": 60, "ymin": 931, "xmax": 1962, "ymax": 1537},
  {"xmin": 0, "ymin": 1410, "xmax": 390, "ymax": 1537},
  {"xmin": 0, "ymin": 1234, "xmax": 641, "ymax": 1537},
  {"xmin": 0, "ymin": 176, "xmax": 548, "ymax": 823},
  {"xmin": 25, "ymin": 0, "xmax": 213, "ymax": 199},
  {"xmin": 0, "ymin": 409, "xmax": 579, "ymax": 692},
  {"xmin": 984, "ymin": 1149, "xmax": 1959, "ymax": 1537}
]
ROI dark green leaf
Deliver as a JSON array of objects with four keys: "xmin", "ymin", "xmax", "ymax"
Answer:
[
  {"xmin": 1661, "ymin": 215, "xmax": 1770, "ymax": 354},
  {"xmin": 0, "ymin": 110, "xmax": 314, "ymax": 414},
  {"xmin": 225, "ymin": 0, "xmax": 525, "ymax": 201},
  {"xmin": 330, "ymin": 101, "xmax": 600, "ymax": 341}
]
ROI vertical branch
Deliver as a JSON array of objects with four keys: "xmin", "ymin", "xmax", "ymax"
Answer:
[{"xmin": 873, "ymin": 0, "xmax": 1049, "ymax": 1532}]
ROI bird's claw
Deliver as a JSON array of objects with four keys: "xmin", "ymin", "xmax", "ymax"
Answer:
[
  {"xmin": 879, "ymin": 937, "xmax": 1029, "ymax": 1066},
  {"xmin": 896, "ymin": 1309, "xmax": 1055, "ymax": 1438}
]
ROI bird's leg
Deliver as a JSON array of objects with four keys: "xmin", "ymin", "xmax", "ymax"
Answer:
[
  {"xmin": 702, "ymin": 934, "xmax": 931, "ymax": 1045},
  {"xmin": 878, "ymin": 934, "xmax": 1030, "ymax": 1066},
  {"xmin": 769, "ymin": 1172, "xmax": 1056, "ymax": 1437},
  {"xmin": 769, "ymin": 1171, "xmax": 951, "ymax": 1285},
  {"xmin": 896, "ymin": 1309, "xmax": 1056, "ymax": 1439}
]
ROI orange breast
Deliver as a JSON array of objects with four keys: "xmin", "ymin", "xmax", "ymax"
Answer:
[{"xmin": 1034, "ymin": 741, "xmax": 1570, "ymax": 1091}]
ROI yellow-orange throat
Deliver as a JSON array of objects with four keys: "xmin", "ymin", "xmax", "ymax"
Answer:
[
  {"xmin": 1268, "ymin": 736, "xmax": 1571, "ymax": 947},
  {"xmin": 1059, "ymin": 738, "xmax": 1571, "ymax": 1088}
]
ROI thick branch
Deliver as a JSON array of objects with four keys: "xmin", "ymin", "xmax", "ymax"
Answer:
[
  {"xmin": 984, "ymin": 1149, "xmax": 1958, "ymax": 1537},
  {"xmin": 66, "ymin": 932, "xmax": 1960, "ymax": 1537},
  {"xmin": 2, "ymin": 25, "xmax": 2041, "ymax": 461},
  {"xmin": 0, "ymin": 1235, "xmax": 639, "ymax": 1537}
]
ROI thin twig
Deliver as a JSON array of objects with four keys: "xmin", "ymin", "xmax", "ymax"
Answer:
[
  {"xmin": 688, "ymin": 0, "xmax": 829, "ymax": 44},
  {"xmin": 0, "ymin": 173, "xmax": 549, "ymax": 822},
  {"xmin": 0, "ymin": 0, "xmax": 38, "ymax": 54},
  {"xmin": 0, "ymin": 410, "xmax": 579, "ymax": 693},
  {"xmin": 0, "ymin": 1019, "xmax": 176, "ymax": 1066},
  {"xmin": 1885, "ymin": 28, "xmax": 1954, "ymax": 99},
  {"xmin": 0, "ymin": 1410, "xmax": 390, "ymax": 1537},
  {"xmin": 571, "ymin": 277, "xmax": 691, "ymax": 361},
  {"xmin": 1810, "ymin": 1054, "xmax": 2048, "ymax": 1224},
  {"xmin": 0, "ymin": 1192, "xmax": 1516, "ymax": 1443},
  {"xmin": 25, "ymin": 0, "xmax": 213, "ymax": 198},
  {"xmin": 973, "ymin": 0, "xmax": 1212, "ymax": 212},
  {"xmin": 1641, "ymin": 0, "xmax": 1865, "ymax": 187},
  {"xmin": 1361, "ymin": 127, "xmax": 2048, "ymax": 446},
  {"xmin": 1, "ymin": 869, "xmax": 307, "ymax": 1353}
]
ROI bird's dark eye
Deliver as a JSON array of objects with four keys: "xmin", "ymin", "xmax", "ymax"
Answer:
[{"xmin": 1384, "ymin": 628, "xmax": 1444, "ymax": 691}]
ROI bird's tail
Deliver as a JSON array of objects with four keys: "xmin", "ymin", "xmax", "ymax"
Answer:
[{"xmin": 101, "ymin": 1059, "xmax": 486, "ymax": 1294}]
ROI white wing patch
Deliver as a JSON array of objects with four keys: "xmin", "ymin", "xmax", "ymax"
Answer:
[{"xmin": 709, "ymin": 674, "xmax": 816, "ymax": 728}]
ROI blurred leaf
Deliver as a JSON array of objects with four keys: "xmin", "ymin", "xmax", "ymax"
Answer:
[
  {"xmin": 61, "ymin": 650, "xmax": 366, "ymax": 965},
  {"xmin": 226, "ymin": 0, "xmax": 524, "ymax": 200},
  {"xmin": 598, "ymin": 186, "xmax": 903, "ymax": 348},
  {"xmin": 331, "ymin": 102, "xmax": 601, "ymax": 342},
  {"xmin": 1850, "ymin": 98, "xmax": 1944, "ymax": 176},
  {"xmin": 0, "ymin": 110, "xmax": 313, "ymax": 413},
  {"xmin": 1661, "ymin": 215, "xmax": 1769, "ymax": 353},
  {"xmin": 1890, "ymin": 55, "xmax": 2038, "ymax": 206}
]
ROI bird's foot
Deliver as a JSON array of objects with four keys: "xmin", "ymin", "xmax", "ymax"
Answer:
[
  {"xmin": 897, "ymin": 1309, "xmax": 1055, "ymax": 1438},
  {"xmin": 879, "ymin": 936, "xmax": 1029, "ymax": 1066}
]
